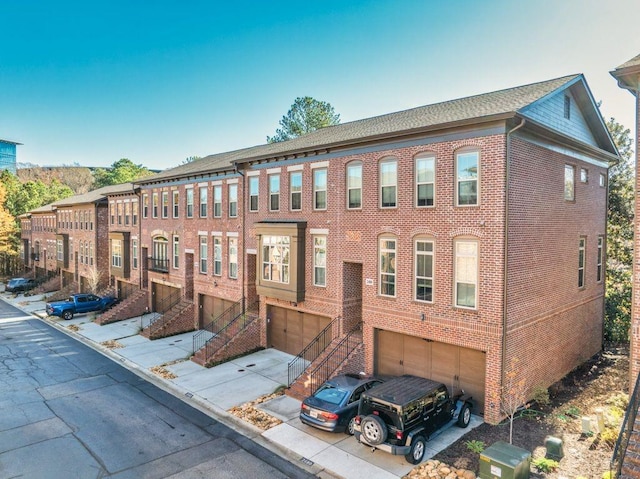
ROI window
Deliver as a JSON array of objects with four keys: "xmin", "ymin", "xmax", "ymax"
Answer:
[
  {"xmin": 456, "ymin": 150, "xmax": 479, "ymax": 206},
  {"xmin": 117, "ymin": 202, "xmax": 123, "ymax": 225},
  {"xmin": 454, "ymin": 239, "xmax": 478, "ymax": 309},
  {"xmin": 269, "ymin": 174, "xmax": 280, "ymax": 211},
  {"xmin": 186, "ymin": 188, "xmax": 194, "ymax": 218},
  {"xmin": 290, "ymin": 171, "xmax": 302, "ymax": 211},
  {"xmin": 580, "ymin": 168, "xmax": 588, "ymax": 183},
  {"xmin": 112, "ymin": 240, "xmax": 122, "ymax": 268},
  {"xmin": 172, "ymin": 191, "xmax": 179, "ymax": 218},
  {"xmin": 597, "ymin": 236, "xmax": 603, "ymax": 283},
  {"xmin": 199, "ymin": 236, "xmax": 208, "ymax": 274},
  {"xmin": 313, "ymin": 168, "xmax": 327, "ymax": 210},
  {"xmin": 199, "ymin": 187, "xmax": 208, "ymax": 217},
  {"xmin": 213, "ymin": 185, "xmax": 222, "ymax": 218},
  {"xmin": 89, "ymin": 242, "xmax": 94, "ymax": 265},
  {"xmin": 346, "ymin": 162, "xmax": 362, "ymax": 209},
  {"xmin": 124, "ymin": 201, "xmax": 131, "ymax": 225},
  {"xmin": 249, "ymin": 176, "xmax": 259, "ymax": 212},
  {"xmin": 142, "ymin": 194, "xmax": 149, "ymax": 218},
  {"xmin": 213, "ymin": 236, "xmax": 222, "ymax": 276},
  {"xmin": 415, "ymin": 239, "xmax": 434, "ymax": 302},
  {"xmin": 151, "ymin": 237, "xmax": 169, "ymax": 272},
  {"xmin": 74, "ymin": 211, "xmax": 78, "ymax": 229},
  {"xmin": 229, "ymin": 184, "xmax": 238, "ymax": 217},
  {"xmin": 262, "ymin": 235, "xmax": 290, "ymax": 283},
  {"xmin": 57, "ymin": 239, "xmax": 63, "ymax": 261},
  {"xmin": 229, "ymin": 237, "xmax": 238, "ymax": 279},
  {"xmin": 564, "ymin": 94, "xmax": 571, "ymax": 120},
  {"xmin": 313, "ymin": 236, "xmax": 326, "ymax": 287},
  {"xmin": 161, "ymin": 191, "xmax": 168, "ymax": 218},
  {"xmin": 110, "ymin": 202, "xmax": 115, "ymax": 225},
  {"xmin": 416, "ymin": 154, "xmax": 435, "ymax": 207},
  {"xmin": 173, "ymin": 236, "xmax": 179, "ymax": 269},
  {"xmin": 152, "ymin": 192, "xmax": 158, "ymax": 218},
  {"xmin": 79, "ymin": 242, "xmax": 84, "ymax": 264},
  {"xmin": 564, "ymin": 165, "xmax": 575, "ymax": 201},
  {"xmin": 132, "ymin": 200, "xmax": 138, "ymax": 225},
  {"xmin": 132, "ymin": 239, "xmax": 138, "ymax": 269},
  {"xmin": 599, "ymin": 173, "xmax": 606, "ymax": 188},
  {"xmin": 578, "ymin": 237, "xmax": 586, "ymax": 288},
  {"xmin": 380, "ymin": 158, "xmax": 397, "ymax": 208},
  {"xmin": 379, "ymin": 237, "xmax": 396, "ymax": 297}
]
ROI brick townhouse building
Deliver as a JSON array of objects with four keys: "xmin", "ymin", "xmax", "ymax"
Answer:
[{"xmin": 23, "ymin": 73, "xmax": 617, "ymax": 423}]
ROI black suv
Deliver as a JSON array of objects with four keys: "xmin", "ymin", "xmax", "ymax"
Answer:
[{"xmin": 353, "ymin": 375, "xmax": 472, "ymax": 464}]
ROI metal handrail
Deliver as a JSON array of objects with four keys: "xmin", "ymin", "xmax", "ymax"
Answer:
[
  {"xmin": 148, "ymin": 257, "xmax": 169, "ymax": 273},
  {"xmin": 148, "ymin": 289, "xmax": 182, "ymax": 327},
  {"xmin": 287, "ymin": 318, "xmax": 335, "ymax": 386},
  {"xmin": 611, "ymin": 371, "xmax": 640, "ymax": 478},
  {"xmin": 200, "ymin": 300, "xmax": 259, "ymax": 363},
  {"xmin": 193, "ymin": 298, "xmax": 245, "ymax": 353},
  {"xmin": 307, "ymin": 328, "xmax": 361, "ymax": 394}
]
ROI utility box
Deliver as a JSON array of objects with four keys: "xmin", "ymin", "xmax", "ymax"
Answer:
[{"xmin": 479, "ymin": 441, "xmax": 531, "ymax": 479}]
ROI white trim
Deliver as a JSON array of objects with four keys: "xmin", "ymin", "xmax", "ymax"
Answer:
[
  {"xmin": 287, "ymin": 164, "xmax": 304, "ymax": 171},
  {"xmin": 198, "ymin": 231, "xmax": 208, "ymax": 236},
  {"xmin": 516, "ymin": 131, "xmax": 610, "ymax": 168},
  {"xmin": 266, "ymin": 167, "xmax": 281, "ymax": 174},
  {"xmin": 226, "ymin": 231, "xmax": 239, "ymax": 237},
  {"xmin": 197, "ymin": 182, "xmax": 208, "ymax": 187},
  {"xmin": 247, "ymin": 248, "xmax": 257, "ymax": 254},
  {"xmin": 247, "ymin": 170, "xmax": 260, "ymax": 177},
  {"xmin": 310, "ymin": 228, "xmax": 329, "ymax": 235},
  {"xmin": 185, "ymin": 185, "xmax": 193, "ymax": 190},
  {"xmin": 211, "ymin": 231, "xmax": 223, "ymax": 236},
  {"xmin": 311, "ymin": 161, "xmax": 329, "ymax": 169},
  {"xmin": 227, "ymin": 178, "xmax": 239, "ymax": 184},
  {"xmin": 211, "ymin": 180, "xmax": 223, "ymax": 186},
  {"xmin": 185, "ymin": 248, "xmax": 194, "ymax": 254}
]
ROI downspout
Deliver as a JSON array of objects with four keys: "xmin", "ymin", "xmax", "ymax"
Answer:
[
  {"xmin": 501, "ymin": 117, "xmax": 526, "ymax": 410},
  {"xmin": 234, "ymin": 163, "xmax": 246, "ymax": 307}
]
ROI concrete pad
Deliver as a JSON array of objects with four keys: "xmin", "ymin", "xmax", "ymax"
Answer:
[
  {"xmin": 335, "ymin": 433, "xmax": 411, "ymax": 474},
  {"xmin": 196, "ymin": 374, "xmax": 282, "ymax": 409},
  {"xmin": 262, "ymin": 423, "xmax": 332, "ymax": 459},
  {"xmin": 288, "ymin": 420, "xmax": 351, "ymax": 445},
  {"xmin": 116, "ymin": 346, "xmax": 187, "ymax": 368},
  {"xmin": 257, "ymin": 395, "xmax": 301, "ymax": 422},
  {"xmin": 116, "ymin": 334, "xmax": 150, "ymax": 347},
  {"xmin": 312, "ymin": 445, "xmax": 401, "ymax": 479},
  {"xmin": 0, "ymin": 417, "xmax": 72, "ymax": 453},
  {"xmin": 166, "ymin": 360, "xmax": 203, "ymax": 377},
  {"xmin": 155, "ymin": 331, "xmax": 197, "ymax": 354}
]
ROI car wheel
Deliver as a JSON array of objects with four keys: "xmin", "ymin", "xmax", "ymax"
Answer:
[
  {"xmin": 62, "ymin": 311, "xmax": 73, "ymax": 321},
  {"xmin": 405, "ymin": 435, "xmax": 426, "ymax": 464},
  {"xmin": 457, "ymin": 403, "xmax": 471, "ymax": 428},
  {"xmin": 360, "ymin": 415, "xmax": 387, "ymax": 445},
  {"xmin": 346, "ymin": 416, "xmax": 357, "ymax": 435}
]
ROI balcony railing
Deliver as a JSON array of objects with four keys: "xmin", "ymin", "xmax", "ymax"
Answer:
[{"xmin": 148, "ymin": 257, "xmax": 169, "ymax": 273}]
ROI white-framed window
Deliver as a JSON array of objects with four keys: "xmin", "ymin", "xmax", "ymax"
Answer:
[
  {"xmin": 228, "ymin": 237, "xmax": 238, "ymax": 279},
  {"xmin": 57, "ymin": 239, "xmax": 63, "ymax": 261},
  {"xmin": 599, "ymin": 173, "xmax": 606, "ymax": 188},
  {"xmin": 199, "ymin": 187, "xmax": 208, "ymax": 217},
  {"xmin": 290, "ymin": 171, "xmax": 302, "ymax": 211},
  {"xmin": 380, "ymin": 158, "xmax": 397, "ymax": 208},
  {"xmin": 415, "ymin": 154, "xmax": 435, "ymax": 207},
  {"xmin": 456, "ymin": 150, "xmax": 479, "ymax": 206},
  {"xmin": 173, "ymin": 236, "xmax": 179, "ymax": 269},
  {"xmin": 162, "ymin": 191, "xmax": 169, "ymax": 218},
  {"xmin": 152, "ymin": 237, "xmax": 169, "ymax": 271},
  {"xmin": 313, "ymin": 236, "xmax": 326, "ymax": 287},
  {"xmin": 346, "ymin": 162, "xmax": 362, "ymax": 209},
  {"xmin": 379, "ymin": 236, "xmax": 396, "ymax": 297},
  {"xmin": 597, "ymin": 236, "xmax": 603, "ymax": 283},
  {"xmin": 249, "ymin": 176, "xmax": 259, "ymax": 212},
  {"xmin": 578, "ymin": 237, "xmax": 586, "ymax": 288},
  {"xmin": 132, "ymin": 239, "xmax": 138, "ymax": 269},
  {"xmin": 213, "ymin": 236, "xmax": 222, "ymax": 276},
  {"xmin": 79, "ymin": 242, "xmax": 84, "ymax": 264},
  {"xmin": 213, "ymin": 185, "xmax": 222, "ymax": 218},
  {"xmin": 262, "ymin": 235, "xmax": 290, "ymax": 283},
  {"xmin": 454, "ymin": 239, "xmax": 478, "ymax": 309},
  {"xmin": 112, "ymin": 240, "xmax": 122, "ymax": 268},
  {"xmin": 415, "ymin": 239, "xmax": 434, "ymax": 302},
  {"xmin": 142, "ymin": 194, "xmax": 149, "ymax": 218},
  {"xmin": 173, "ymin": 191, "xmax": 179, "ymax": 218},
  {"xmin": 152, "ymin": 192, "xmax": 159, "ymax": 218},
  {"xmin": 200, "ymin": 236, "xmax": 208, "ymax": 274},
  {"xmin": 580, "ymin": 168, "xmax": 588, "ymax": 183},
  {"xmin": 229, "ymin": 184, "xmax": 238, "ymax": 217},
  {"xmin": 110, "ymin": 202, "xmax": 115, "ymax": 225},
  {"xmin": 313, "ymin": 168, "xmax": 327, "ymax": 210},
  {"xmin": 132, "ymin": 200, "xmax": 138, "ymax": 225},
  {"xmin": 124, "ymin": 201, "xmax": 131, "ymax": 225},
  {"xmin": 269, "ymin": 174, "xmax": 280, "ymax": 211},
  {"xmin": 186, "ymin": 188, "xmax": 194, "ymax": 218},
  {"xmin": 117, "ymin": 202, "xmax": 123, "ymax": 225},
  {"xmin": 565, "ymin": 165, "xmax": 575, "ymax": 201},
  {"xmin": 89, "ymin": 242, "xmax": 94, "ymax": 266}
]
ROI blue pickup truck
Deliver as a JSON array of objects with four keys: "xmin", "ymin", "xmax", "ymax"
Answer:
[{"xmin": 46, "ymin": 293, "xmax": 117, "ymax": 320}]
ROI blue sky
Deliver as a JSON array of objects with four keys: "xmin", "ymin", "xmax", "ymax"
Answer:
[{"xmin": 2, "ymin": 0, "xmax": 639, "ymax": 169}]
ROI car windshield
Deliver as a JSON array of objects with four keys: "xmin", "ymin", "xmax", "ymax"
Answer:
[{"xmin": 314, "ymin": 384, "xmax": 349, "ymax": 405}]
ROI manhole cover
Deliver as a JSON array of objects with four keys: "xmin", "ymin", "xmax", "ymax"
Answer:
[
  {"xmin": 246, "ymin": 363, "xmax": 256, "ymax": 367},
  {"xmin": 237, "ymin": 369, "xmax": 245, "ymax": 372}
]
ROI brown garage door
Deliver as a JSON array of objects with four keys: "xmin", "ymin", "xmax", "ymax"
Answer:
[
  {"xmin": 375, "ymin": 329, "xmax": 486, "ymax": 414},
  {"xmin": 199, "ymin": 294, "xmax": 236, "ymax": 328},
  {"xmin": 267, "ymin": 306, "xmax": 331, "ymax": 356},
  {"xmin": 152, "ymin": 282, "xmax": 180, "ymax": 312}
]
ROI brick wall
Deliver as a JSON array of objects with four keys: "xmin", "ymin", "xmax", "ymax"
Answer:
[
  {"xmin": 633, "ymin": 95, "xmax": 640, "ymax": 384},
  {"xmin": 205, "ymin": 315, "xmax": 262, "ymax": 366}
]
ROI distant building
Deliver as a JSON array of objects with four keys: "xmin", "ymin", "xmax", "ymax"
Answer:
[{"xmin": 0, "ymin": 139, "xmax": 21, "ymax": 174}]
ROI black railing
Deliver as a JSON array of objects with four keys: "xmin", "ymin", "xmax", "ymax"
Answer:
[
  {"xmin": 611, "ymin": 371, "xmax": 640, "ymax": 478},
  {"xmin": 148, "ymin": 257, "xmax": 169, "ymax": 273},
  {"xmin": 193, "ymin": 298, "xmax": 245, "ymax": 353},
  {"xmin": 308, "ymin": 328, "xmax": 361, "ymax": 394},
  {"xmin": 117, "ymin": 281, "xmax": 138, "ymax": 301},
  {"xmin": 287, "ymin": 318, "xmax": 335, "ymax": 386},
  {"xmin": 148, "ymin": 289, "xmax": 182, "ymax": 327},
  {"xmin": 199, "ymin": 300, "xmax": 259, "ymax": 363}
]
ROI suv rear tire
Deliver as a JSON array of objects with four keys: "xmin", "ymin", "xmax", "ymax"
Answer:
[
  {"xmin": 405, "ymin": 435, "xmax": 426, "ymax": 464},
  {"xmin": 360, "ymin": 415, "xmax": 387, "ymax": 445},
  {"xmin": 457, "ymin": 403, "xmax": 471, "ymax": 428}
]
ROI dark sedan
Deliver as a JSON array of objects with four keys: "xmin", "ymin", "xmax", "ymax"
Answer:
[
  {"xmin": 5, "ymin": 278, "xmax": 37, "ymax": 293},
  {"xmin": 299, "ymin": 374, "xmax": 383, "ymax": 435}
]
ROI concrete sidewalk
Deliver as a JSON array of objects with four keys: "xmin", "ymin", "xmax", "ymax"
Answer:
[{"xmin": 2, "ymin": 290, "xmax": 481, "ymax": 479}]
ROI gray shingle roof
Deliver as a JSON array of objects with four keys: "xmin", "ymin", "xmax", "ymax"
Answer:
[
  {"xmin": 614, "ymin": 54, "xmax": 640, "ymax": 71},
  {"xmin": 50, "ymin": 183, "xmax": 135, "ymax": 207},
  {"xmin": 140, "ymin": 74, "xmax": 581, "ymax": 183}
]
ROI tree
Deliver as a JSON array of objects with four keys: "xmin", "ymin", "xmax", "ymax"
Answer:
[
  {"xmin": 492, "ymin": 357, "xmax": 530, "ymax": 445},
  {"xmin": 93, "ymin": 158, "xmax": 153, "ymax": 188},
  {"xmin": 17, "ymin": 165, "xmax": 94, "ymax": 194},
  {"xmin": 267, "ymin": 96, "xmax": 340, "ymax": 143},
  {"xmin": 181, "ymin": 156, "xmax": 201, "ymax": 165},
  {"xmin": 0, "ymin": 171, "xmax": 73, "ymax": 218},
  {"xmin": 0, "ymin": 183, "xmax": 18, "ymax": 255},
  {"xmin": 605, "ymin": 118, "xmax": 635, "ymax": 342}
]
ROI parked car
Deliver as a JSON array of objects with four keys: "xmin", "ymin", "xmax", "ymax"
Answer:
[
  {"xmin": 354, "ymin": 375, "xmax": 472, "ymax": 464},
  {"xmin": 300, "ymin": 373, "xmax": 384, "ymax": 435},
  {"xmin": 5, "ymin": 278, "xmax": 37, "ymax": 293},
  {"xmin": 46, "ymin": 293, "xmax": 118, "ymax": 320}
]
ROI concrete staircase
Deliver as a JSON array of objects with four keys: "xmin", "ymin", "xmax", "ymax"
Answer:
[
  {"xmin": 287, "ymin": 330, "xmax": 364, "ymax": 400},
  {"xmin": 96, "ymin": 289, "xmax": 149, "ymax": 325},
  {"xmin": 141, "ymin": 299, "xmax": 195, "ymax": 340}
]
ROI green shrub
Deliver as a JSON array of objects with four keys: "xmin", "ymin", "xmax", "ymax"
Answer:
[
  {"xmin": 565, "ymin": 405, "xmax": 581, "ymax": 418},
  {"xmin": 600, "ymin": 426, "xmax": 620, "ymax": 447},
  {"xmin": 465, "ymin": 440, "xmax": 485, "ymax": 454},
  {"xmin": 603, "ymin": 471, "xmax": 614, "ymax": 479},
  {"xmin": 532, "ymin": 457, "xmax": 559, "ymax": 473},
  {"xmin": 531, "ymin": 385, "xmax": 550, "ymax": 407}
]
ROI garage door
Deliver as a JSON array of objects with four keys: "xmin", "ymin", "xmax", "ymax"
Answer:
[
  {"xmin": 152, "ymin": 282, "xmax": 180, "ymax": 312},
  {"xmin": 199, "ymin": 294, "xmax": 236, "ymax": 329},
  {"xmin": 267, "ymin": 306, "xmax": 331, "ymax": 356},
  {"xmin": 375, "ymin": 330, "xmax": 486, "ymax": 414}
]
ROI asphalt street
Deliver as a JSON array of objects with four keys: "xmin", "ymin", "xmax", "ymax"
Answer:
[{"xmin": 0, "ymin": 300, "xmax": 316, "ymax": 479}]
